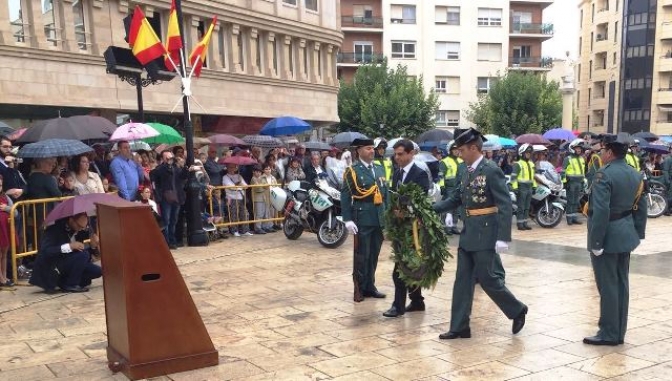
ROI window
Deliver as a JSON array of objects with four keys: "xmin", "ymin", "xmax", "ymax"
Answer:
[
  {"xmin": 512, "ymin": 45, "xmax": 531, "ymax": 64},
  {"xmin": 353, "ymin": 5, "xmax": 373, "ymax": 21},
  {"xmin": 614, "ymin": 21, "xmax": 618, "ymax": 42},
  {"xmin": 305, "ymin": 0, "xmax": 317, "ymax": 11},
  {"xmin": 72, "ymin": 0, "xmax": 87, "ymax": 50},
  {"xmin": 391, "ymin": 4, "xmax": 416, "ymax": 24},
  {"xmin": 283, "ymin": 0, "xmax": 297, "ymax": 5},
  {"xmin": 391, "ymin": 41, "xmax": 416, "ymax": 59},
  {"xmin": 435, "ymin": 77, "xmax": 447, "ymax": 93},
  {"xmin": 511, "ymin": 11, "xmax": 532, "ymax": 33},
  {"xmin": 8, "ymin": 0, "xmax": 26, "ymax": 42},
  {"xmin": 477, "ymin": 8, "xmax": 502, "ymax": 26},
  {"xmin": 43, "ymin": 0, "xmax": 58, "ymax": 45},
  {"xmin": 436, "ymin": 111, "xmax": 460, "ymax": 127},
  {"xmin": 354, "ymin": 42, "xmax": 373, "ymax": 63},
  {"xmin": 435, "ymin": 6, "xmax": 460, "ymax": 25},
  {"xmin": 613, "ymin": 52, "xmax": 616, "ymax": 65},
  {"xmin": 477, "ymin": 77, "xmax": 497, "ymax": 94},
  {"xmin": 435, "ymin": 42, "xmax": 460, "ymax": 60},
  {"xmin": 477, "ymin": 43, "xmax": 502, "ymax": 62}
]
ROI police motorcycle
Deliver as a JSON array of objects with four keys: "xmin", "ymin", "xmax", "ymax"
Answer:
[
  {"xmin": 269, "ymin": 164, "xmax": 348, "ymax": 248},
  {"xmin": 643, "ymin": 167, "xmax": 667, "ymax": 218}
]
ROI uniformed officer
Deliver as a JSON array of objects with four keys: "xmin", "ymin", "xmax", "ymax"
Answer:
[
  {"xmin": 433, "ymin": 128, "xmax": 527, "ymax": 340},
  {"xmin": 662, "ymin": 146, "xmax": 672, "ymax": 216},
  {"xmin": 586, "ymin": 138, "xmax": 604, "ymax": 189},
  {"xmin": 625, "ymin": 140, "xmax": 642, "ymax": 172},
  {"xmin": 584, "ymin": 134, "xmax": 647, "ymax": 346},
  {"xmin": 510, "ymin": 144, "xmax": 536, "ymax": 231},
  {"xmin": 373, "ymin": 138, "xmax": 393, "ymax": 185},
  {"xmin": 438, "ymin": 140, "xmax": 464, "ymax": 235},
  {"xmin": 563, "ymin": 139, "xmax": 587, "ymax": 225},
  {"xmin": 341, "ymin": 138, "xmax": 388, "ymax": 301}
]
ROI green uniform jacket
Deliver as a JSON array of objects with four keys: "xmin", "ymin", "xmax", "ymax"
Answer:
[
  {"xmin": 587, "ymin": 159, "xmax": 647, "ymax": 253},
  {"xmin": 662, "ymin": 156, "xmax": 672, "ymax": 186},
  {"xmin": 434, "ymin": 158, "xmax": 512, "ymax": 251},
  {"xmin": 341, "ymin": 161, "xmax": 388, "ymax": 227}
]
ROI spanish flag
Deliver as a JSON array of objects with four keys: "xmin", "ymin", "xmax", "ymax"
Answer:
[
  {"xmin": 189, "ymin": 16, "xmax": 217, "ymax": 77},
  {"xmin": 127, "ymin": 5, "xmax": 166, "ymax": 65},
  {"xmin": 164, "ymin": 0, "xmax": 183, "ymax": 71}
]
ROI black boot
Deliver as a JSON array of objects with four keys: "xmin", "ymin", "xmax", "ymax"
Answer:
[
  {"xmin": 566, "ymin": 217, "xmax": 573, "ymax": 225},
  {"xmin": 572, "ymin": 217, "xmax": 583, "ymax": 225},
  {"xmin": 523, "ymin": 222, "xmax": 532, "ymax": 230},
  {"xmin": 517, "ymin": 222, "xmax": 526, "ymax": 231}
]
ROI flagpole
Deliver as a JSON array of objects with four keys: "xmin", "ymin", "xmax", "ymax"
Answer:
[{"xmin": 175, "ymin": 0, "xmax": 208, "ymax": 246}]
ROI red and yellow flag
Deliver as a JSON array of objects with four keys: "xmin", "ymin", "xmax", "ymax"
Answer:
[
  {"xmin": 189, "ymin": 16, "xmax": 217, "ymax": 77},
  {"xmin": 128, "ymin": 5, "xmax": 165, "ymax": 65},
  {"xmin": 164, "ymin": 0, "xmax": 183, "ymax": 71}
]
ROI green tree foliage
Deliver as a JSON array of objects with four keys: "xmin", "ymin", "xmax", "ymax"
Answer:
[
  {"xmin": 465, "ymin": 71, "xmax": 563, "ymax": 137},
  {"xmin": 337, "ymin": 61, "xmax": 439, "ymax": 138}
]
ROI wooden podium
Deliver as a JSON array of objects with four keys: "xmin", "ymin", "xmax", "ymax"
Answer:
[{"xmin": 96, "ymin": 202, "xmax": 218, "ymax": 380}]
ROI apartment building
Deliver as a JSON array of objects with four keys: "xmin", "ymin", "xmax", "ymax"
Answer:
[
  {"xmin": 0, "ymin": 0, "xmax": 342, "ymax": 133},
  {"xmin": 577, "ymin": 0, "xmax": 672, "ymax": 135},
  {"xmin": 338, "ymin": 0, "xmax": 554, "ymax": 129}
]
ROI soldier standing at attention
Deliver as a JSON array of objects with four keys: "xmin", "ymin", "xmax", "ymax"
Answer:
[
  {"xmin": 510, "ymin": 144, "xmax": 536, "ymax": 231},
  {"xmin": 341, "ymin": 138, "xmax": 388, "ymax": 301},
  {"xmin": 433, "ymin": 128, "xmax": 527, "ymax": 340},
  {"xmin": 584, "ymin": 134, "xmax": 647, "ymax": 346},
  {"xmin": 563, "ymin": 139, "xmax": 587, "ymax": 225},
  {"xmin": 438, "ymin": 140, "xmax": 464, "ymax": 235}
]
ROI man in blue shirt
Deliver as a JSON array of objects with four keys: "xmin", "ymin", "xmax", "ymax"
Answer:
[{"xmin": 109, "ymin": 141, "xmax": 144, "ymax": 200}]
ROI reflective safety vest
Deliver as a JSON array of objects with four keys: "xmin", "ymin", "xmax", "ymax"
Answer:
[
  {"xmin": 563, "ymin": 155, "xmax": 586, "ymax": 182},
  {"xmin": 510, "ymin": 159, "xmax": 537, "ymax": 190},
  {"xmin": 438, "ymin": 156, "xmax": 463, "ymax": 187},
  {"xmin": 374, "ymin": 157, "xmax": 392, "ymax": 183},
  {"xmin": 626, "ymin": 152, "xmax": 641, "ymax": 172}
]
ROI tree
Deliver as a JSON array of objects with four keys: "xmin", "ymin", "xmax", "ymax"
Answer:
[
  {"xmin": 337, "ymin": 61, "xmax": 439, "ymax": 138},
  {"xmin": 465, "ymin": 71, "xmax": 562, "ymax": 137}
]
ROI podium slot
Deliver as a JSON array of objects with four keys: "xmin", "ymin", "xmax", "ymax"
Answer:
[{"xmin": 141, "ymin": 273, "xmax": 161, "ymax": 282}]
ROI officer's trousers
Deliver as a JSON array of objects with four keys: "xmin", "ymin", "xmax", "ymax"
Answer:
[
  {"xmin": 566, "ymin": 177, "xmax": 584, "ymax": 218},
  {"xmin": 590, "ymin": 252, "xmax": 630, "ymax": 342},
  {"xmin": 516, "ymin": 183, "xmax": 533, "ymax": 222},
  {"xmin": 354, "ymin": 225, "xmax": 383, "ymax": 294}
]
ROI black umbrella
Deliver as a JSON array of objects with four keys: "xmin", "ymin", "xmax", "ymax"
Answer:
[
  {"xmin": 416, "ymin": 129, "xmax": 453, "ymax": 143},
  {"xmin": 633, "ymin": 131, "xmax": 659, "ymax": 142},
  {"xmin": 330, "ymin": 131, "xmax": 368, "ymax": 149},
  {"xmin": 17, "ymin": 116, "xmax": 117, "ymax": 143},
  {"xmin": 303, "ymin": 141, "xmax": 332, "ymax": 150}
]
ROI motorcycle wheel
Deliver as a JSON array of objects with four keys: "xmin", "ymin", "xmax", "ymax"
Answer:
[
  {"xmin": 535, "ymin": 204, "xmax": 563, "ymax": 228},
  {"xmin": 283, "ymin": 216, "xmax": 304, "ymax": 240},
  {"xmin": 317, "ymin": 219, "xmax": 348, "ymax": 249},
  {"xmin": 647, "ymin": 193, "xmax": 667, "ymax": 219}
]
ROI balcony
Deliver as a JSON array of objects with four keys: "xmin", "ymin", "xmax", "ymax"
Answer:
[
  {"xmin": 337, "ymin": 52, "xmax": 385, "ymax": 66},
  {"xmin": 591, "ymin": 95, "xmax": 607, "ymax": 110},
  {"xmin": 660, "ymin": 21, "xmax": 672, "ymax": 40},
  {"xmin": 341, "ymin": 16, "xmax": 383, "ymax": 30},
  {"xmin": 390, "ymin": 18, "xmax": 416, "ymax": 24},
  {"xmin": 594, "ymin": 8, "xmax": 611, "ymax": 24},
  {"xmin": 657, "ymin": 88, "xmax": 672, "ymax": 104},
  {"xmin": 509, "ymin": 22, "xmax": 554, "ymax": 39},
  {"xmin": 660, "ymin": 56, "xmax": 672, "ymax": 72},
  {"xmin": 509, "ymin": 56, "xmax": 553, "ymax": 70},
  {"xmin": 594, "ymin": 34, "xmax": 611, "ymax": 52},
  {"xmin": 510, "ymin": 0, "xmax": 554, "ymax": 7}
]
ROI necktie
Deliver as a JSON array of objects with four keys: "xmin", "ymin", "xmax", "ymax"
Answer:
[
  {"xmin": 367, "ymin": 164, "xmax": 375, "ymax": 178},
  {"xmin": 468, "ymin": 166, "xmax": 475, "ymax": 173}
]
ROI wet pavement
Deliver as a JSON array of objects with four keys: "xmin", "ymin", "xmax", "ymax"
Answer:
[{"xmin": 1, "ymin": 217, "xmax": 672, "ymax": 380}]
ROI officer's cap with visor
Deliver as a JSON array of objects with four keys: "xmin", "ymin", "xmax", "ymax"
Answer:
[
  {"xmin": 601, "ymin": 134, "xmax": 631, "ymax": 149},
  {"xmin": 351, "ymin": 138, "xmax": 375, "ymax": 148},
  {"xmin": 452, "ymin": 128, "xmax": 488, "ymax": 148}
]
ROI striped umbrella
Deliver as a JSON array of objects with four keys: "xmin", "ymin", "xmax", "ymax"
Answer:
[
  {"xmin": 242, "ymin": 135, "xmax": 285, "ymax": 148},
  {"xmin": 18, "ymin": 139, "xmax": 93, "ymax": 158}
]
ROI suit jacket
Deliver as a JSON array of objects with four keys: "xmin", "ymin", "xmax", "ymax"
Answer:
[
  {"xmin": 304, "ymin": 164, "xmax": 325, "ymax": 184},
  {"xmin": 341, "ymin": 161, "xmax": 388, "ymax": 227},
  {"xmin": 392, "ymin": 163, "xmax": 431, "ymax": 194},
  {"xmin": 588, "ymin": 159, "xmax": 647, "ymax": 253},
  {"xmin": 434, "ymin": 158, "xmax": 512, "ymax": 251},
  {"xmin": 150, "ymin": 163, "xmax": 188, "ymax": 204}
]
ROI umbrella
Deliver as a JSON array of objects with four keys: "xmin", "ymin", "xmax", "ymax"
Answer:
[
  {"xmin": 219, "ymin": 156, "xmax": 258, "ymax": 166},
  {"xmin": 0, "ymin": 123, "xmax": 14, "ymax": 136},
  {"xmin": 193, "ymin": 137, "xmax": 212, "ymax": 145},
  {"xmin": 259, "ymin": 116, "xmax": 311, "ymax": 136},
  {"xmin": 633, "ymin": 131, "xmax": 659, "ymax": 142},
  {"xmin": 418, "ymin": 140, "xmax": 450, "ymax": 151},
  {"xmin": 642, "ymin": 144, "xmax": 669, "ymax": 154},
  {"xmin": 281, "ymin": 137, "xmax": 299, "ymax": 145},
  {"xmin": 242, "ymin": 135, "xmax": 285, "ymax": 148},
  {"xmin": 17, "ymin": 116, "xmax": 117, "ymax": 143},
  {"xmin": 414, "ymin": 151, "xmax": 438, "ymax": 163},
  {"xmin": 330, "ymin": 131, "xmax": 368, "ymax": 149},
  {"xmin": 617, "ymin": 132, "xmax": 636, "ymax": 146},
  {"xmin": 483, "ymin": 141, "xmax": 502, "ymax": 151},
  {"xmin": 208, "ymin": 134, "xmax": 246, "ymax": 146},
  {"xmin": 659, "ymin": 136, "xmax": 672, "ymax": 143},
  {"xmin": 515, "ymin": 134, "xmax": 551, "ymax": 145},
  {"xmin": 533, "ymin": 145, "xmax": 548, "ymax": 152},
  {"xmin": 386, "ymin": 138, "xmax": 420, "ymax": 157},
  {"xmin": 543, "ymin": 128, "xmax": 576, "ymax": 141},
  {"xmin": 44, "ymin": 193, "xmax": 134, "ymax": 226},
  {"xmin": 416, "ymin": 129, "xmax": 453, "ymax": 143},
  {"xmin": 18, "ymin": 139, "xmax": 93, "ymax": 158},
  {"xmin": 142, "ymin": 123, "xmax": 184, "ymax": 145},
  {"xmin": 110, "ymin": 123, "xmax": 159, "ymax": 141},
  {"xmin": 303, "ymin": 141, "xmax": 332, "ymax": 150},
  {"xmin": 8, "ymin": 128, "xmax": 26, "ymax": 141},
  {"xmin": 113, "ymin": 141, "xmax": 151, "ymax": 151},
  {"xmin": 500, "ymin": 137, "xmax": 518, "ymax": 148}
]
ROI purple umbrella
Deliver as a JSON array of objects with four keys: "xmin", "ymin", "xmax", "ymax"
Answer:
[
  {"xmin": 44, "ymin": 193, "xmax": 134, "ymax": 226},
  {"xmin": 515, "ymin": 134, "xmax": 552, "ymax": 145},
  {"xmin": 543, "ymin": 128, "xmax": 576, "ymax": 141},
  {"xmin": 208, "ymin": 134, "xmax": 246, "ymax": 146}
]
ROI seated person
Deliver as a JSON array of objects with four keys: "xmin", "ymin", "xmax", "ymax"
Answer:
[{"xmin": 29, "ymin": 212, "xmax": 102, "ymax": 293}]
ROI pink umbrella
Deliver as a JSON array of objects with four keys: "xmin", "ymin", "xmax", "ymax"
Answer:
[
  {"xmin": 208, "ymin": 134, "xmax": 246, "ymax": 146},
  {"xmin": 109, "ymin": 123, "xmax": 159, "ymax": 142},
  {"xmin": 8, "ymin": 128, "xmax": 27, "ymax": 141},
  {"xmin": 44, "ymin": 193, "xmax": 134, "ymax": 226},
  {"xmin": 515, "ymin": 134, "xmax": 551, "ymax": 145},
  {"xmin": 219, "ymin": 156, "xmax": 258, "ymax": 166}
]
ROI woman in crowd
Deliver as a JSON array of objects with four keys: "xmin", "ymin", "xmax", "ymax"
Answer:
[
  {"xmin": 284, "ymin": 156, "xmax": 306, "ymax": 184},
  {"xmin": 71, "ymin": 154, "xmax": 105, "ymax": 195},
  {"xmin": 250, "ymin": 164, "xmax": 278, "ymax": 234},
  {"xmin": 222, "ymin": 163, "xmax": 252, "ymax": 237},
  {"xmin": 0, "ymin": 175, "xmax": 16, "ymax": 287}
]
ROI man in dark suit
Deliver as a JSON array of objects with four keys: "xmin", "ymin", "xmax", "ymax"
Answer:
[
  {"xmin": 383, "ymin": 139, "xmax": 431, "ymax": 317},
  {"xmin": 433, "ymin": 128, "xmax": 527, "ymax": 339},
  {"xmin": 304, "ymin": 152, "xmax": 325, "ymax": 184}
]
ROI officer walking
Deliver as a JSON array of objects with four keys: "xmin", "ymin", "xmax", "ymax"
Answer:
[
  {"xmin": 433, "ymin": 128, "xmax": 527, "ymax": 340},
  {"xmin": 341, "ymin": 138, "xmax": 388, "ymax": 301},
  {"xmin": 510, "ymin": 144, "xmax": 536, "ymax": 231},
  {"xmin": 584, "ymin": 134, "xmax": 647, "ymax": 346},
  {"xmin": 438, "ymin": 141, "xmax": 464, "ymax": 235},
  {"xmin": 563, "ymin": 139, "xmax": 587, "ymax": 225}
]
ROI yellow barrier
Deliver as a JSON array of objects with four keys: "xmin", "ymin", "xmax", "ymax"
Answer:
[{"xmin": 206, "ymin": 184, "xmax": 284, "ymax": 230}]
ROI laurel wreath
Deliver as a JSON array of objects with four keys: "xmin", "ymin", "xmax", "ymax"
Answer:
[{"xmin": 385, "ymin": 183, "xmax": 452, "ymax": 289}]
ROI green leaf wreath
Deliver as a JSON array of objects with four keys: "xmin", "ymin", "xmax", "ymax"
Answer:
[{"xmin": 385, "ymin": 183, "xmax": 452, "ymax": 289}]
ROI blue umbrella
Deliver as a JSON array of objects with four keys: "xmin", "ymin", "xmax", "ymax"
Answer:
[
  {"xmin": 543, "ymin": 128, "xmax": 576, "ymax": 141},
  {"xmin": 500, "ymin": 137, "xmax": 518, "ymax": 148},
  {"xmin": 18, "ymin": 139, "xmax": 93, "ymax": 158},
  {"xmin": 418, "ymin": 140, "xmax": 450, "ymax": 151},
  {"xmin": 643, "ymin": 144, "xmax": 669, "ymax": 154},
  {"xmin": 259, "ymin": 116, "xmax": 311, "ymax": 136}
]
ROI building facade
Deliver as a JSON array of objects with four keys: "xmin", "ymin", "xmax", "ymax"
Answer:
[
  {"xmin": 338, "ymin": 0, "xmax": 554, "ymax": 130},
  {"xmin": 577, "ymin": 0, "xmax": 672, "ymax": 135},
  {"xmin": 0, "ymin": 0, "xmax": 342, "ymax": 134}
]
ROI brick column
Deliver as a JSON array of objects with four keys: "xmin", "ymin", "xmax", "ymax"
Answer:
[
  {"xmin": 88, "ymin": 0, "xmax": 104, "ymax": 55},
  {"xmin": 265, "ymin": 32, "xmax": 277, "ymax": 78},
  {"xmin": 0, "ymin": 0, "xmax": 13, "ymax": 44},
  {"xmin": 209, "ymin": 22, "xmax": 223, "ymax": 70},
  {"xmin": 282, "ymin": 35, "xmax": 292, "ymax": 80},
  {"xmin": 230, "ymin": 24, "xmax": 243, "ymax": 73},
  {"xmin": 325, "ymin": 44, "xmax": 334, "ymax": 86},
  {"xmin": 298, "ymin": 38, "xmax": 308, "ymax": 82},
  {"xmin": 311, "ymin": 41, "xmax": 321, "ymax": 83},
  {"xmin": 28, "ymin": 0, "xmax": 52, "ymax": 48},
  {"xmin": 60, "ymin": 0, "xmax": 79, "ymax": 52},
  {"xmin": 250, "ymin": 28, "xmax": 261, "ymax": 75}
]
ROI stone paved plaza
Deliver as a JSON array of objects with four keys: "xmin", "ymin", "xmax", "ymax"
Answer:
[{"xmin": 2, "ymin": 218, "xmax": 672, "ymax": 380}]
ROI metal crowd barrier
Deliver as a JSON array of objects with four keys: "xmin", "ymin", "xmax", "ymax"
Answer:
[{"xmin": 206, "ymin": 184, "xmax": 284, "ymax": 229}]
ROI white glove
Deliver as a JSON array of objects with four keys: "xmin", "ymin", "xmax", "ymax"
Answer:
[
  {"xmin": 444, "ymin": 213, "xmax": 454, "ymax": 228},
  {"xmin": 345, "ymin": 221, "xmax": 358, "ymax": 235},
  {"xmin": 592, "ymin": 249, "xmax": 604, "ymax": 256},
  {"xmin": 495, "ymin": 241, "xmax": 509, "ymax": 254}
]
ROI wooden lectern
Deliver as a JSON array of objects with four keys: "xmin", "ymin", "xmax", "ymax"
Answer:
[{"xmin": 96, "ymin": 202, "xmax": 218, "ymax": 380}]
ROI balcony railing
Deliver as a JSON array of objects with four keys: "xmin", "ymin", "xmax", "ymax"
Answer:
[
  {"xmin": 510, "ymin": 22, "xmax": 554, "ymax": 35},
  {"xmin": 390, "ymin": 18, "xmax": 416, "ymax": 24},
  {"xmin": 341, "ymin": 16, "xmax": 384, "ymax": 28},
  {"xmin": 509, "ymin": 56, "xmax": 553, "ymax": 68},
  {"xmin": 337, "ymin": 53, "xmax": 385, "ymax": 64}
]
